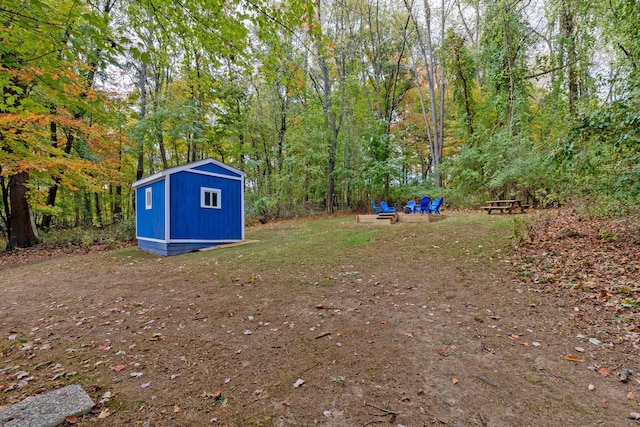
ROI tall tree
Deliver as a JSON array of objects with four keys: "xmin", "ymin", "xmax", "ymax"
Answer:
[
  {"xmin": 442, "ymin": 28, "xmax": 476, "ymax": 140},
  {"xmin": 308, "ymin": 0, "xmax": 347, "ymax": 212},
  {"xmin": 405, "ymin": 0, "xmax": 447, "ymax": 186},
  {"xmin": 479, "ymin": 0, "xmax": 534, "ymax": 132},
  {"xmin": 1, "ymin": 0, "xmax": 122, "ymax": 248}
]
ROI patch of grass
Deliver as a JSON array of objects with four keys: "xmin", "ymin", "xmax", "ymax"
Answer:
[
  {"xmin": 330, "ymin": 375, "xmax": 345, "ymax": 383},
  {"xmin": 214, "ymin": 217, "xmax": 385, "ymax": 270},
  {"xmin": 114, "ymin": 247, "xmax": 158, "ymax": 261},
  {"xmin": 130, "ymin": 212, "xmax": 517, "ymax": 291},
  {"xmin": 598, "ymin": 226, "xmax": 619, "ymax": 242},
  {"xmin": 220, "ymin": 213, "xmax": 509, "ymax": 265}
]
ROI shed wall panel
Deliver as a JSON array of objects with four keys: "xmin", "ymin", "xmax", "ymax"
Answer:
[
  {"xmin": 135, "ymin": 181, "xmax": 166, "ymax": 240},
  {"xmin": 169, "ymin": 172, "xmax": 242, "ymax": 240}
]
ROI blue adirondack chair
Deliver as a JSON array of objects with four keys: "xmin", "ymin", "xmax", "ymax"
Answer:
[
  {"xmin": 405, "ymin": 200, "xmax": 417, "ymax": 214},
  {"xmin": 371, "ymin": 200, "xmax": 383, "ymax": 214},
  {"xmin": 380, "ymin": 201, "xmax": 396, "ymax": 213},
  {"xmin": 427, "ymin": 197, "xmax": 443, "ymax": 214},
  {"xmin": 418, "ymin": 196, "xmax": 431, "ymax": 214}
]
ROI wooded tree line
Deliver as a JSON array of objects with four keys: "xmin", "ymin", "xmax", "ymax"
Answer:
[{"xmin": 1, "ymin": 0, "xmax": 638, "ymax": 249}]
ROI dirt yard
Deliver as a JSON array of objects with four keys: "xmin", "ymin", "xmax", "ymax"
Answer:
[{"xmin": 1, "ymin": 211, "xmax": 640, "ymax": 426}]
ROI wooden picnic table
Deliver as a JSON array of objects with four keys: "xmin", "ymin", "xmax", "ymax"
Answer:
[{"xmin": 481, "ymin": 199, "xmax": 529, "ymax": 214}]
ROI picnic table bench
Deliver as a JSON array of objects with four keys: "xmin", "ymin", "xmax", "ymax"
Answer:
[{"xmin": 481, "ymin": 199, "xmax": 529, "ymax": 214}]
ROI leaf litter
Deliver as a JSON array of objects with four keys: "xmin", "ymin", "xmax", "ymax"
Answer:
[{"xmin": 513, "ymin": 212, "xmax": 640, "ymax": 350}]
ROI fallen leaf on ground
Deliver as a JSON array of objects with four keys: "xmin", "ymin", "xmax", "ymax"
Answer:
[
  {"xmin": 202, "ymin": 391, "xmax": 222, "ymax": 399},
  {"xmin": 99, "ymin": 391, "xmax": 112, "ymax": 404},
  {"xmin": 452, "ymin": 378, "xmax": 458, "ymax": 384},
  {"xmin": 97, "ymin": 409, "xmax": 111, "ymax": 419},
  {"xmin": 112, "ymin": 365, "xmax": 125, "ymax": 372},
  {"xmin": 598, "ymin": 366, "xmax": 612, "ymax": 377},
  {"xmin": 563, "ymin": 354, "xmax": 584, "ymax": 362},
  {"xmin": 65, "ymin": 415, "xmax": 78, "ymax": 423},
  {"xmin": 173, "ymin": 405, "xmax": 180, "ymax": 413}
]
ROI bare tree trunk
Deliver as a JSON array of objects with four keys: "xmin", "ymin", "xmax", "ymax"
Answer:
[
  {"xmin": 276, "ymin": 93, "xmax": 287, "ymax": 175},
  {"xmin": 313, "ymin": 0, "xmax": 345, "ymax": 214},
  {"xmin": 41, "ymin": 116, "xmax": 59, "ymax": 230},
  {"xmin": 8, "ymin": 172, "xmax": 39, "ymax": 250},
  {"xmin": 436, "ymin": 0, "xmax": 446, "ymax": 187},
  {"xmin": 0, "ymin": 172, "xmax": 10, "ymax": 241},
  {"xmin": 94, "ymin": 193, "xmax": 103, "ymax": 227},
  {"xmin": 137, "ymin": 60, "xmax": 147, "ymax": 181},
  {"xmin": 112, "ymin": 137, "xmax": 123, "ymax": 220},
  {"xmin": 157, "ymin": 127, "xmax": 168, "ymax": 169},
  {"xmin": 410, "ymin": 58, "xmax": 434, "ymax": 178},
  {"xmin": 83, "ymin": 192, "xmax": 92, "ymax": 226},
  {"xmin": 561, "ymin": 1, "xmax": 578, "ymax": 115},
  {"xmin": 405, "ymin": 0, "xmax": 445, "ymax": 186}
]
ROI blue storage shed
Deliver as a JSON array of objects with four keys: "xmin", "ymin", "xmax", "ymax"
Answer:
[{"xmin": 132, "ymin": 158, "xmax": 246, "ymax": 256}]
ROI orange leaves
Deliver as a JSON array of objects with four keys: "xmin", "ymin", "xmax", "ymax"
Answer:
[
  {"xmin": 0, "ymin": 112, "xmax": 51, "ymax": 129},
  {"xmin": 598, "ymin": 366, "xmax": 612, "ymax": 377},
  {"xmin": 563, "ymin": 354, "xmax": 585, "ymax": 363},
  {"xmin": 1, "ymin": 105, "xmax": 127, "ymax": 195},
  {"xmin": 597, "ymin": 289, "xmax": 613, "ymax": 300}
]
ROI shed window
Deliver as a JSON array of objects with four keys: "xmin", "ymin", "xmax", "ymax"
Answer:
[
  {"xmin": 201, "ymin": 187, "xmax": 221, "ymax": 209},
  {"xmin": 145, "ymin": 188, "xmax": 152, "ymax": 210}
]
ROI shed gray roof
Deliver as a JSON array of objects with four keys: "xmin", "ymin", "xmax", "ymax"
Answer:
[{"xmin": 132, "ymin": 158, "xmax": 245, "ymax": 188}]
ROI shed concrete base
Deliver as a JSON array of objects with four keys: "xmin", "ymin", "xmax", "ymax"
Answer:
[{"xmin": 199, "ymin": 239, "xmax": 260, "ymax": 251}]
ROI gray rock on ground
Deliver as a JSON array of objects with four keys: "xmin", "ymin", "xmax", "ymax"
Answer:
[{"xmin": 0, "ymin": 384, "xmax": 94, "ymax": 427}]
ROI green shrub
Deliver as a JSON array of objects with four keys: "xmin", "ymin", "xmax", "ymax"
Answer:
[{"xmin": 115, "ymin": 218, "xmax": 136, "ymax": 242}]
